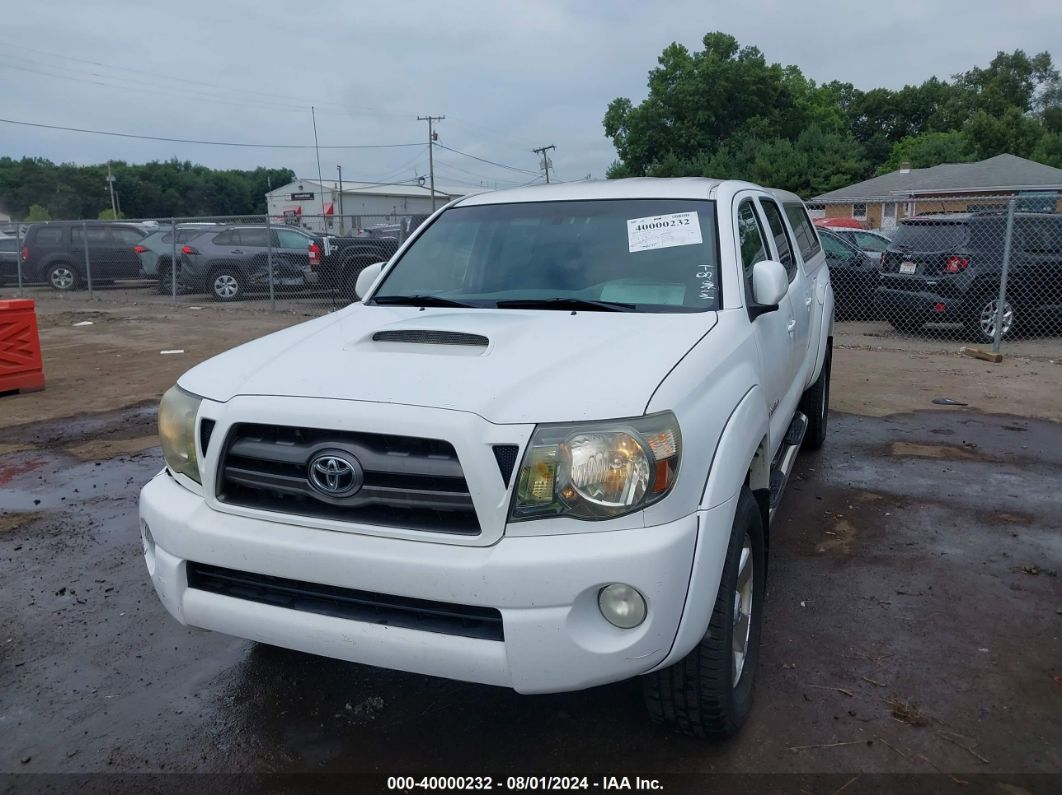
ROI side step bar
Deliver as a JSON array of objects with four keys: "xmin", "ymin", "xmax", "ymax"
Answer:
[{"xmin": 768, "ymin": 412, "xmax": 808, "ymax": 521}]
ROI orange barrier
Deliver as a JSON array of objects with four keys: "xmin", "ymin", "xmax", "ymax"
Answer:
[{"xmin": 0, "ymin": 299, "xmax": 45, "ymax": 394}]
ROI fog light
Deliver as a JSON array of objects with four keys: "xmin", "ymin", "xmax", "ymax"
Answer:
[{"xmin": 598, "ymin": 583, "xmax": 647, "ymax": 629}]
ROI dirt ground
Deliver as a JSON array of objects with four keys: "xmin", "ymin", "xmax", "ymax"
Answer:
[{"xmin": 1, "ymin": 289, "xmax": 1061, "ymax": 791}]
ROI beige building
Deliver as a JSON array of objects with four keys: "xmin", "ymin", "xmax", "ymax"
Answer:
[{"xmin": 810, "ymin": 154, "xmax": 1062, "ymax": 231}]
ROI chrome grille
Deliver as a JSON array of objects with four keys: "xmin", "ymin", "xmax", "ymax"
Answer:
[{"xmin": 215, "ymin": 423, "xmax": 480, "ymax": 535}]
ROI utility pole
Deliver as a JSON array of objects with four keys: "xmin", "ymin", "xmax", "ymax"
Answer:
[
  {"xmin": 418, "ymin": 115, "xmax": 444, "ymax": 210},
  {"xmin": 336, "ymin": 165, "xmax": 345, "ymax": 233},
  {"xmin": 311, "ymin": 106, "xmax": 327, "ymax": 232},
  {"xmin": 106, "ymin": 163, "xmax": 118, "ymax": 218},
  {"xmin": 532, "ymin": 145, "xmax": 556, "ymax": 184}
]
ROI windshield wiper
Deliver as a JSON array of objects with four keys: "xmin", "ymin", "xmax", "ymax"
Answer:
[
  {"xmin": 373, "ymin": 294, "xmax": 476, "ymax": 308},
  {"xmin": 494, "ymin": 297, "xmax": 636, "ymax": 312}
]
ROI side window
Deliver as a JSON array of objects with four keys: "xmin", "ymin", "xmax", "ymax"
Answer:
[
  {"xmin": 760, "ymin": 200, "xmax": 797, "ymax": 281},
  {"xmin": 238, "ymin": 228, "xmax": 270, "ymax": 247},
  {"xmin": 72, "ymin": 226, "xmax": 108, "ymax": 243},
  {"xmin": 783, "ymin": 203, "xmax": 822, "ymax": 261},
  {"xmin": 737, "ymin": 200, "xmax": 770, "ymax": 304},
  {"xmin": 34, "ymin": 227, "xmax": 64, "ymax": 244},
  {"xmin": 854, "ymin": 232, "xmax": 888, "ymax": 252},
  {"xmin": 212, "ymin": 230, "xmax": 236, "ymax": 245},
  {"xmin": 275, "ymin": 229, "xmax": 309, "ymax": 249},
  {"xmin": 820, "ymin": 234, "xmax": 852, "ymax": 260}
]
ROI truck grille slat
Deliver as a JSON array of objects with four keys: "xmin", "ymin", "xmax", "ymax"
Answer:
[
  {"xmin": 186, "ymin": 562, "xmax": 503, "ymax": 641},
  {"xmin": 216, "ymin": 423, "xmax": 480, "ymax": 535}
]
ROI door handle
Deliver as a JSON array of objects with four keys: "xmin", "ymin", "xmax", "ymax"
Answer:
[
  {"xmin": 231, "ymin": 249, "xmax": 243, "ymax": 254},
  {"xmin": 805, "ymin": 294, "xmax": 813, "ymax": 306},
  {"xmin": 787, "ymin": 319, "xmax": 797, "ymax": 334}
]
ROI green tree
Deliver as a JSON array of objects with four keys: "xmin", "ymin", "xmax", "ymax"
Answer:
[
  {"xmin": 963, "ymin": 107, "xmax": 1044, "ymax": 159},
  {"xmin": 26, "ymin": 203, "xmax": 51, "ymax": 221},
  {"xmin": 98, "ymin": 208, "xmax": 122, "ymax": 220},
  {"xmin": 878, "ymin": 131, "xmax": 975, "ymax": 173},
  {"xmin": 1030, "ymin": 131, "xmax": 1062, "ymax": 168}
]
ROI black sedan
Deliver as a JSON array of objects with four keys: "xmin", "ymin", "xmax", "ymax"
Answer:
[{"xmin": 819, "ymin": 228, "xmax": 880, "ymax": 320}]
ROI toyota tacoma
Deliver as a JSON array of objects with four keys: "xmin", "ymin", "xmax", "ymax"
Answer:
[{"xmin": 140, "ymin": 178, "xmax": 834, "ymax": 737}]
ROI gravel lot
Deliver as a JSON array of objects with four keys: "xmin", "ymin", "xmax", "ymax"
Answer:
[{"xmin": 1, "ymin": 288, "xmax": 1060, "ymax": 791}]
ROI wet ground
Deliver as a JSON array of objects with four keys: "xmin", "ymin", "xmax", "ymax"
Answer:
[{"xmin": 1, "ymin": 407, "xmax": 1060, "ymax": 788}]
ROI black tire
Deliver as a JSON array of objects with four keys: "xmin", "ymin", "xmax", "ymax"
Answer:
[
  {"xmin": 209, "ymin": 267, "xmax": 245, "ymax": 302},
  {"xmin": 45, "ymin": 262, "xmax": 81, "ymax": 291},
  {"xmin": 965, "ymin": 293, "xmax": 1016, "ymax": 345},
  {"xmin": 887, "ymin": 315, "xmax": 923, "ymax": 334},
  {"xmin": 642, "ymin": 488, "xmax": 766, "ymax": 739},
  {"xmin": 157, "ymin": 260, "xmax": 176, "ymax": 295},
  {"xmin": 799, "ymin": 343, "xmax": 831, "ymax": 451}
]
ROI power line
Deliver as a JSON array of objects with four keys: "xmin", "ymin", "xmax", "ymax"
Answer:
[
  {"xmin": 0, "ymin": 117, "xmax": 424, "ymax": 150},
  {"xmin": 433, "ymin": 142, "xmax": 539, "ymax": 176}
]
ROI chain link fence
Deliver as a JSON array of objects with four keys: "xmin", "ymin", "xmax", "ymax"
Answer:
[
  {"xmin": 2, "ymin": 195, "xmax": 1060, "ymax": 356},
  {"xmin": 810, "ymin": 192, "xmax": 1062, "ymax": 354},
  {"xmin": 0, "ymin": 212, "xmax": 426, "ymax": 316}
]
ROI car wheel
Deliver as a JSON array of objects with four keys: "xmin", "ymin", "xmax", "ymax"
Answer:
[
  {"xmin": 157, "ymin": 261, "xmax": 176, "ymax": 294},
  {"xmin": 210, "ymin": 268, "xmax": 244, "ymax": 302},
  {"xmin": 46, "ymin": 262, "xmax": 81, "ymax": 291},
  {"xmin": 642, "ymin": 487, "xmax": 765, "ymax": 739},
  {"xmin": 887, "ymin": 315, "xmax": 923, "ymax": 334},
  {"xmin": 967, "ymin": 295, "xmax": 1015, "ymax": 345},
  {"xmin": 799, "ymin": 343, "xmax": 830, "ymax": 450}
]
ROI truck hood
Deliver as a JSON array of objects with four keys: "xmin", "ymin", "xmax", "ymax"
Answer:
[{"xmin": 179, "ymin": 305, "xmax": 716, "ymax": 424}]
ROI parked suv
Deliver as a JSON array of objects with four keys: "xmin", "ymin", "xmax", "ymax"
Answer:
[
  {"xmin": 19, "ymin": 222, "xmax": 147, "ymax": 290},
  {"xmin": 0, "ymin": 236, "xmax": 19, "ymax": 286},
  {"xmin": 141, "ymin": 179, "xmax": 835, "ymax": 738},
  {"xmin": 134, "ymin": 224, "xmax": 218, "ymax": 291},
  {"xmin": 176, "ymin": 225, "xmax": 317, "ymax": 301},
  {"xmin": 877, "ymin": 212, "xmax": 1062, "ymax": 343}
]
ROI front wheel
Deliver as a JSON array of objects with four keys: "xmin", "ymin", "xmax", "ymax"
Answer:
[
  {"xmin": 966, "ymin": 295, "xmax": 1015, "ymax": 345},
  {"xmin": 210, "ymin": 268, "xmax": 245, "ymax": 302},
  {"xmin": 642, "ymin": 488, "xmax": 766, "ymax": 739},
  {"xmin": 46, "ymin": 262, "xmax": 81, "ymax": 291}
]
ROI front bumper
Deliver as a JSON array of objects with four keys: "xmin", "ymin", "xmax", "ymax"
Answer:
[{"xmin": 140, "ymin": 470, "xmax": 727, "ymax": 694}]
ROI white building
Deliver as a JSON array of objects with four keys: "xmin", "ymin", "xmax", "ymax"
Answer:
[{"xmin": 266, "ymin": 179, "xmax": 469, "ymax": 233}]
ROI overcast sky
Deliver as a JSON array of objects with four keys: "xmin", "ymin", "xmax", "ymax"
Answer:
[{"xmin": 4, "ymin": 0, "xmax": 1060, "ymax": 192}]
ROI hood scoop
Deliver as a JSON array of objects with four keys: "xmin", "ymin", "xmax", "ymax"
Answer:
[{"xmin": 371, "ymin": 330, "xmax": 489, "ymax": 347}]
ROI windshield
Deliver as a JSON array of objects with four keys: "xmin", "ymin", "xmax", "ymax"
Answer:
[
  {"xmin": 371, "ymin": 199, "xmax": 721, "ymax": 312},
  {"xmin": 891, "ymin": 222, "xmax": 969, "ymax": 251}
]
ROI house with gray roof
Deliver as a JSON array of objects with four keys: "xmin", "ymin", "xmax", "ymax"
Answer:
[{"xmin": 810, "ymin": 154, "xmax": 1062, "ymax": 230}]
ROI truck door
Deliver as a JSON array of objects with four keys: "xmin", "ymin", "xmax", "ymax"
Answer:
[{"xmin": 735, "ymin": 196, "xmax": 796, "ymax": 453}]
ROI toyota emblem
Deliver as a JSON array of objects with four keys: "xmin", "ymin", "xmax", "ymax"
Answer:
[{"xmin": 307, "ymin": 450, "xmax": 364, "ymax": 497}]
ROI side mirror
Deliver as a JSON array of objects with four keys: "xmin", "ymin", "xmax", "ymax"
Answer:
[
  {"xmin": 354, "ymin": 262, "xmax": 385, "ymax": 300},
  {"xmin": 751, "ymin": 259, "xmax": 789, "ymax": 312}
]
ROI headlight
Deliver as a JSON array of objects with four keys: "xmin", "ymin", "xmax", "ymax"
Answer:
[
  {"xmin": 511, "ymin": 412, "xmax": 681, "ymax": 521},
  {"xmin": 159, "ymin": 385, "xmax": 203, "ymax": 483}
]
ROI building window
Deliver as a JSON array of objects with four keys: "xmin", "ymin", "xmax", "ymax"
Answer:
[
  {"xmin": 883, "ymin": 202, "xmax": 897, "ymax": 220},
  {"xmin": 806, "ymin": 203, "xmax": 825, "ymax": 220},
  {"xmin": 852, "ymin": 203, "xmax": 867, "ymax": 219}
]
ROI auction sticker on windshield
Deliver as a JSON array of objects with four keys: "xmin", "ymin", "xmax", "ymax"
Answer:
[{"xmin": 627, "ymin": 212, "xmax": 702, "ymax": 253}]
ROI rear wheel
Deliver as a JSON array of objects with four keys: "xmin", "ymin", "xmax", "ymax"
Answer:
[
  {"xmin": 966, "ymin": 295, "xmax": 1015, "ymax": 345},
  {"xmin": 157, "ymin": 259, "xmax": 176, "ymax": 294},
  {"xmin": 46, "ymin": 262, "xmax": 80, "ymax": 291},
  {"xmin": 799, "ymin": 343, "xmax": 831, "ymax": 451},
  {"xmin": 210, "ymin": 267, "xmax": 245, "ymax": 302},
  {"xmin": 642, "ymin": 488, "xmax": 765, "ymax": 739}
]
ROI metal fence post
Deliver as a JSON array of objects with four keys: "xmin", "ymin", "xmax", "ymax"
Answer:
[
  {"xmin": 992, "ymin": 197, "xmax": 1017, "ymax": 353},
  {"xmin": 14, "ymin": 223, "xmax": 23, "ymax": 297},
  {"xmin": 266, "ymin": 213, "xmax": 275, "ymax": 311},
  {"xmin": 82, "ymin": 220, "xmax": 93, "ymax": 299},
  {"xmin": 170, "ymin": 217, "xmax": 178, "ymax": 305}
]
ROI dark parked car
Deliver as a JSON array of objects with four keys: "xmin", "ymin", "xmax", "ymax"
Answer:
[
  {"xmin": 19, "ymin": 222, "xmax": 147, "ymax": 290},
  {"xmin": 176, "ymin": 225, "xmax": 317, "ymax": 301},
  {"xmin": 818, "ymin": 227, "xmax": 879, "ymax": 320},
  {"xmin": 877, "ymin": 212, "xmax": 1062, "ymax": 343},
  {"xmin": 831, "ymin": 229, "xmax": 891, "ymax": 264},
  {"xmin": 310, "ymin": 234, "xmax": 401, "ymax": 300},
  {"xmin": 0, "ymin": 236, "xmax": 19, "ymax": 285}
]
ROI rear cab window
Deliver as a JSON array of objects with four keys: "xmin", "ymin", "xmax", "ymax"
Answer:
[
  {"xmin": 758, "ymin": 199, "xmax": 797, "ymax": 281},
  {"xmin": 783, "ymin": 202, "xmax": 822, "ymax": 263}
]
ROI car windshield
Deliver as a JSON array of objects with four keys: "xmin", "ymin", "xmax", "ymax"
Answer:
[
  {"xmin": 371, "ymin": 199, "xmax": 721, "ymax": 313},
  {"xmin": 890, "ymin": 222, "xmax": 969, "ymax": 251}
]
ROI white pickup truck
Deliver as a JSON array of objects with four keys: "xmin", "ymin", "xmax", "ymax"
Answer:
[{"xmin": 141, "ymin": 178, "xmax": 833, "ymax": 738}]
